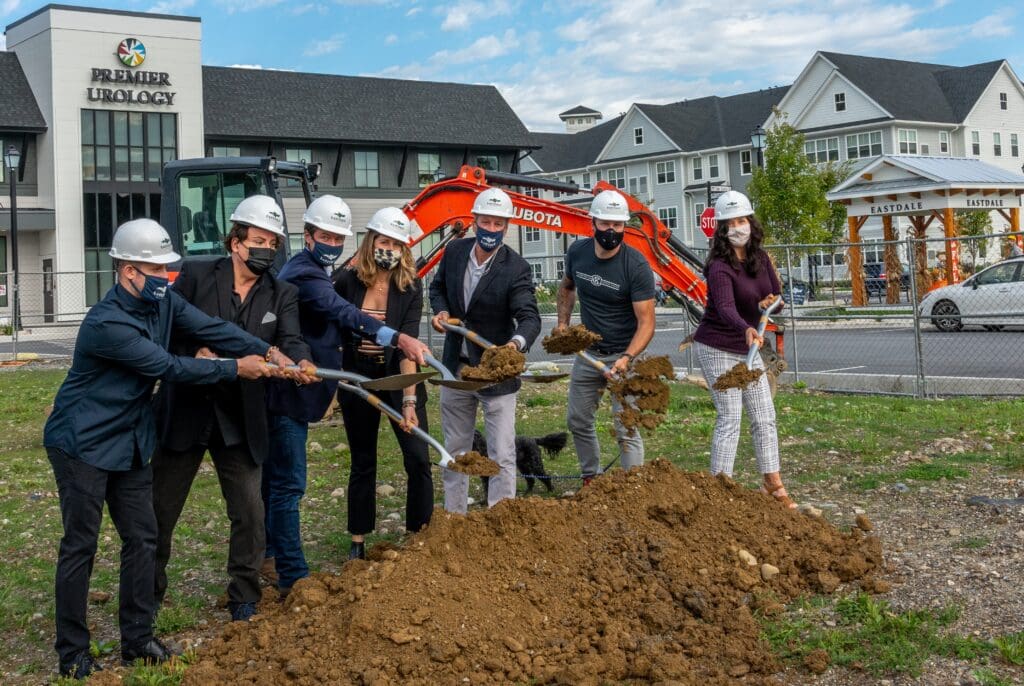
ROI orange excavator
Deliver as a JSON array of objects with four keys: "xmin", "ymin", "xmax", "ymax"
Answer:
[{"xmin": 401, "ymin": 165, "xmax": 786, "ymax": 371}]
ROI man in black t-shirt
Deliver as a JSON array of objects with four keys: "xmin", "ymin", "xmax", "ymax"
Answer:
[{"xmin": 554, "ymin": 190, "xmax": 656, "ymax": 481}]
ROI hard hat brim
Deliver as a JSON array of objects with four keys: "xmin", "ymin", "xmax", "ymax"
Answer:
[
  {"xmin": 368, "ymin": 227, "xmax": 412, "ymax": 244},
  {"xmin": 108, "ymin": 249, "xmax": 182, "ymax": 265},
  {"xmin": 306, "ymin": 221, "xmax": 354, "ymax": 237}
]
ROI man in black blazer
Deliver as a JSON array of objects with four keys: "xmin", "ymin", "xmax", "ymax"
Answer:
[
  {"xmin": 430, "ymin": 187, "xmax": 541, "ymax": 513},
  {"xmin": 150, "ymin": 195, "xmax": 314, "ymax": 622}
]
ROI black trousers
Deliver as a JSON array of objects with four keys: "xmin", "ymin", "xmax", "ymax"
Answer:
[
  {"xmin": 151, "ymin": 434, "xmax": 264, "ymax": 606},
  {"xmin": 339, "ymin": 358, "xmax": 433, "ymax": 535},
  {"xmin": 47, "ymin": 447, "xmax": 157, "ymax": 663}
]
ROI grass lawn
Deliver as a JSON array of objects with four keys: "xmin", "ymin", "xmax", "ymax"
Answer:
[{"xmin": 1, "ymin": 368, "xmax": 1022, "ymax": 684}]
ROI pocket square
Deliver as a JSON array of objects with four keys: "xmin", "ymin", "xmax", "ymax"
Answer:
[{"xmin": 261, "ymin": 312, "xmax": 277, "ymax": 324}]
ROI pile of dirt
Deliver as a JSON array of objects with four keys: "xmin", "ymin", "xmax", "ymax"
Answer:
[
  {"xmin": 542, "ymin": 325, "xmax": 602, "ymax": 354},
  {"xmin": 446, "ymin": 450, "xmax": 501, "ymax": 477},
  {"xmin": 182, "ymin": 460, "xmax": 883, "ymax": 686},
  {"xmin": 713, "ymin": 363, "xmax": 764, "ymax": 391},
  {"xmin": 460, "ymin": 347, "xmax": 526, "ymax": 383},
  {"xmin": 609, "ymin": 355, "xmax": 675, "ymax": 433}
]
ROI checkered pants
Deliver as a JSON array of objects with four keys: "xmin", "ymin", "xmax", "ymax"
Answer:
[{"xmin": 695, "ymin": 341, "xmax": 780, "ymax": 477}]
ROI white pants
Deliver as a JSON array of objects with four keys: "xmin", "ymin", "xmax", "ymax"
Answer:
[
  {"xmin": 695, "ymin": 342, "xmax": 780, "ymax": 477},
  {"xmin": 439, "ymin": 386, "xmax": 518, "ymax": 514}
]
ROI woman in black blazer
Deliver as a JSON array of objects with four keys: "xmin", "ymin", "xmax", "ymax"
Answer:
[{"xmin": 333, "ymin": 208, "xmax": 431, "ymax": 560}]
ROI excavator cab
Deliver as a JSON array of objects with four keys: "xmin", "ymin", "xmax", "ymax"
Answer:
[{"xmin": 160, "ymin": 156, "xmax": 320, "ymax": 270}]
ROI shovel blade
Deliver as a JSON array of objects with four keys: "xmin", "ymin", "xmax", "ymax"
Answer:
[
  {"xmin": 428, "ymin": 378, "xmax": 496, "ymax": 391},
  {"xmin": 358, "ymin": 371, "xmax": 437, "ymax": 392},
  {"xmin": 520, "ymin": 372, "xmax": 570, "ymax": 383}
]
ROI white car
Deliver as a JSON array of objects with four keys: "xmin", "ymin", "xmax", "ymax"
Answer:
[{"xmin": 918, "ymin": 257, "xmax": 1024, "ymax": 331}]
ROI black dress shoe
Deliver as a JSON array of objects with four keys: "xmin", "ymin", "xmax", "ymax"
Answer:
[
  {"xmin": 348, "ymin": 541, "xmax": 366, "ymax": 560},
  {"xmin": 59, "ymin": 651, "xmax": 102, "ymax": 680},
  {"xmin": 121, "ymin": 637, "xmax": 178, "ymax": 666}
]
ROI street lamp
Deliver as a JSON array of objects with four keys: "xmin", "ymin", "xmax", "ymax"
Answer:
[
  {"xmin": 750, "ymin": 125, "xmax": 766, "ymax": 168},
  {"xmin": 4, "ymin": 144, "xmax": 20, "ymax": 331}
]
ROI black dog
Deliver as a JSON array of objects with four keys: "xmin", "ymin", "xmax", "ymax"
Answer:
[{"xmin": 472, "ymin": 430, "xmax": 567, "ymax": 496}]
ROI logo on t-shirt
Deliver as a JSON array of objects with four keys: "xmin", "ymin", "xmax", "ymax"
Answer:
[{"xmin": 576, "ymin": 271, "xmax": 621, "ymax": 291}]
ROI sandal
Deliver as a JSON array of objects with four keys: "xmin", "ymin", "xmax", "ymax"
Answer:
[{"xmin": 759, "ymin": 484, "xmax": 799, "ymax": 510}]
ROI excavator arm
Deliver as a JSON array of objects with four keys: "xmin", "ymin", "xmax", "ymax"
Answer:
[{"xmin": 402, "ymin": 165, "xmax": 784, "ymax": 355}]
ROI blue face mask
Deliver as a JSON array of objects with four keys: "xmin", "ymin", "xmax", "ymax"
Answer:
[
  {"xmin": 475, "ymin": 227, "xmax": 505, "ymax": 252},
  {"xmin": 310, "ymin": 240, "xmax": 343, "ymax": 266},
  {"xmin": 132, "ymin": 272, "xmax": 169, "ymax": 303}
]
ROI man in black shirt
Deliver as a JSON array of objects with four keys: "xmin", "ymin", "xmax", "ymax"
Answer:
[{"xmin": 554, "ymin": 190, "xmax": 656, "ymax": 482}]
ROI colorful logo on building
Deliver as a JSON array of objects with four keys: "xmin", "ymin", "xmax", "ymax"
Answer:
[{"xmin": 117, "ymin": 38, "xmax": 146, "ymax": 68}]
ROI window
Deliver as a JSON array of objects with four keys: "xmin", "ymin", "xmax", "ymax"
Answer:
[
  {"xmin": 628, "ymin": 175, "xmax": 648, "ymax": 197},
  {"xmin": 354, "ymin": 151, "xmax": 379, "ymax": 188},
  {"xmin": 804, "ymin": 137, "xmax": 839, "ymax": 163},
  {"xmin": 174, "ymin": 170, "xmax": 271, "ymax": 258},
  {"xmin": 656, "ymin": 160, "xmax": 676, "ymax": 184},
  {"xmin": 993, "ymin": 133, "xmax": 1002, "ymax": 157},
  {"xmin": 582, "ymin": 172, "xmax": 591, "ymax": 189},
  {"xmin": 897, "ymin": 129, "xmax": 918, "ymax": 155},
  {"xmin": 555, "ymin": 260, "xmax": 565, "ymax": 279},
  {"xmin": 606, "ymin": 167, "xmax": 625, "ymax": 189},
  {"xmin": 834, "ymin": 92, "xmax": 846, "ymax": 112},
  {"xmin": 476, "ymin": 155, "xmax": 498, "ymax": 171},
  {"xmin": 1012, "ymin": 134, "xmax": 1019, "ymax": 157},
  {"xmin": 211, "ymin": 146, "xmax": 241, "ymax": 157},
  {"xmin": 692, "ymin": 157, "xmax": 703, "ymax": 181},
  {"xmin": 921, "ymin": 144, "xmax": 930, "ymax": 155},
  {"xmin": 285, "ymin": 148, "xmax": 311, "ymax": 163},
  {"xmin": 524, "ymin": 227, "xmax": 541, "ymax": 243},
  {"xmin": 633, "ymin": 127, "xmax": 644, "ymax": 145},
  {"xmin": 1000, "ymin": 92, "xmax": 1008, "ymax": 110},
  {"xmin": 741, "ymin": 150, "xmax": 752, "ymax": 175},
  {"xmin": 845, "ymin": 130, "xmax": 882, "ymax": 159},
  {"xmin": 939, "ymin": 131, "xmax": 949, "ymax": 154},
  {"xmin": 693, "ymin": 202, "xmax": 705, "ymax": 232},
  {"xmin": 658, "ymin": 207, "xmax": 678, "ymax": 230},
  {"xmin": 971, "ymin": 131, "xmax": 980, "ymax": 156},
  {"xmin": 863, "ymin": 239, "xmax": 884, "ymax": 264},
  {"xmin": 530, "ymin": 262, "xmax": 542, "ymax": 283},
  {"xmin": 708, "ymin": 154, "xmax": 720, "ymax": 178},
  {"xmin": 595, "ymin": 170, "xmax": 602, "ymax": 182},
  {"xmin": 81, "ymin": 110, "xmax": 176, "ymax": 183},
  {"xmin": 976, "ymin": 261, "xmax": 1018, "ymax": 286},
  {"xmin": 417, "ymin": 152, "xmax": 440, "ymax": 187},
  {"xmin": 522, "ymin": 186, "xmax": 540, "ymax": 198}
]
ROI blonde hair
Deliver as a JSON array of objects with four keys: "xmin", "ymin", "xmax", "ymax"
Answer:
[{"xmin": 354, "ymin": 230, "xmax": 417, "ymax": 292}]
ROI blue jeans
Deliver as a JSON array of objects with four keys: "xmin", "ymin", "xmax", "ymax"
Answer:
[{"xmin": 262, "ymin": 415, "xmax": 308, "ymax": 590}]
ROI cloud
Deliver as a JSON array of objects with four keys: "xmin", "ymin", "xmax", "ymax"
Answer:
[
  {"xmin": 227, "ymin": 63, "xmax": 297, "ymax": 72},
  {"xmin": 2, "ymin": 0, "xmax": 20, "ymax": 17},
  {"xmin": 431, "ymin": 29, "xmax": 517, "ymax": 65},
  {"xmin": 0, "ymin": 35, "xmax": 5, "ymax": 51},
  {"xmin": 216, "ymin": 0, "xmax": 285, "ymax": 13},
  {"xmin": 291, "ymin": 3, "xmax": 329, "ymax": 14},
  {"xmin": 303, "ymin": 34, "xmax": 343, "ymax": 57},
  {"xmin": 148, "ymin": 0, "xmax": 196, "ymax": 13},
  {"xmin": 438, "ymin": 0, "xmax": 515, "ymax": 31},
  {"xmin": 385, "ymin": 33, "xmax": 399, "ymax": 45},
  {"xmin": 405, "ymin": 6, "xmax": 421, "ymax": 17}
]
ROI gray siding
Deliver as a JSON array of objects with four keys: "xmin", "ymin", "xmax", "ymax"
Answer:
[{"xmin": 599, "ymin": 109, "xmax": 676, "ymax": 162}]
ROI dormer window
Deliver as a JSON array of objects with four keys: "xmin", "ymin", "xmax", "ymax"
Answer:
[
  {"xmin": 634, "ymin": 127, "xmax": 644, "ymax": 145},
  {"xmin": 834, "ymin": 92, "xmax": 846, "ymax": 112}
]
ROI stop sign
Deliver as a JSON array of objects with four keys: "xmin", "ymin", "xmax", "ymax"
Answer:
[{"xmin": 700, "ymin": 207, "xmax": 717, "ymax": 238}]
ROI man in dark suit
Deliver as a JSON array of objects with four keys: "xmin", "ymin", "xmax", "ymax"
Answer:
[
  {"xmin": 150, "ymin": 195, "xmax": 315, "ymax": 623},
  {"xmin": 430, "ymin": 187, "xmax": 541, "ymax": 513}
]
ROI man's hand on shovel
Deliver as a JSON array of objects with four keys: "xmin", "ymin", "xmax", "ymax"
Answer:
[{"xmin": 396, "ymin": 333, "xmax": 430, "ymax": 366}]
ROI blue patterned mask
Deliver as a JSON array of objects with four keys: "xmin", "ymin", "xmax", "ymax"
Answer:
[
  {"xmin": 310, "ymin": 241, "xmax": 343, "ymax": 266},
  {"xmin": 475, "ymin": 227, "xmax": 504, "ymax": 252}
]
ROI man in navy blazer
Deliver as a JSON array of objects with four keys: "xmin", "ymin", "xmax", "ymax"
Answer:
[
  {"xmin": 264, "ymin": 195, "xmax": 429, "ymax": 594},
  {"xmin": 430, "ymin": 187, "xmax": 541, "ymax": 513}
]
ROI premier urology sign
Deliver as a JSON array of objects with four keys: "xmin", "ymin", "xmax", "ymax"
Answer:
[
  {"xmin": 85, "ymin": 38, "xmax": 177, "ymax": 106},
  {"xmin": 845, "ymin": 192, "xmax": 1024, "ymax": 216}
]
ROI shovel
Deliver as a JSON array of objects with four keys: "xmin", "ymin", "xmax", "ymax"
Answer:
[
  {"xmin": 441, "ymin": 319, "xmax": 569, "ymax": 383},
  {"xmin": 264, "ymin": 361, "xmax": 434, "ymax": 392},
  {"xmin": 745, "ymin": 296, "xmax": 784, "ymax": 369},
  {"xmin": 712, "ymin": 296, "xmax": 783, "ymax": 391},
  {"xmin": 267, "ymin": 363, "xmax": 454, "ymax": 468},
  {"xmin": 422, "ymin": 353, "xmax": 496, "ymax": 391}
]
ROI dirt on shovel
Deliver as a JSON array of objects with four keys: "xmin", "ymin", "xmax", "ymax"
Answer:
[
  {"xmin": 713, "ymin": 363, "xmax": 764, "ymax": 391},
  {"xmin": 447, "ymin": 450, "xmax": 501, "ymax": 476},
  {"xmin": 460, "ymin": 346, "xmax": 526, "ymax": 383},
  {"xmin": 542, "ymin": 324, "xmax": 602, "ymax": 354},
  {"xmin": 609, "ymin": 355, "xmax": 674, "ymax": 434}
]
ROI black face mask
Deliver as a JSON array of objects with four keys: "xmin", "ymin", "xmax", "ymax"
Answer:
[
  {"xmin": 244, "ymin": 246, "xmax": 276, "ymax": 275},
  {"xmin": 594, "ymin": 227, "xmax": 624, "ymax": 251}
]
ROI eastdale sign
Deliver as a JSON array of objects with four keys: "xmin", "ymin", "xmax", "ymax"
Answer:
[
  {"xmin": 85, "ymin": 39, "xmax": 176, "ymax": 107},
  {"xmin": 846, "ymin": 192, "xmax": 1024, "ymax": 216}
]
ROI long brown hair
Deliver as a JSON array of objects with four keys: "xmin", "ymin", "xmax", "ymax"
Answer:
[
  {"xmin": 704, "ymin": 215, "xmax": 767, "ymax": 277},
  {"xmin": 354, "ymin": 230, "xmax": 417, "ymax": 292}
]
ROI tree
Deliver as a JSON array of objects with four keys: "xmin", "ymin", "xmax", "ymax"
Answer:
[{"xmin": 955, "ymin": 210, "xmax": 992, "ymax": 268}]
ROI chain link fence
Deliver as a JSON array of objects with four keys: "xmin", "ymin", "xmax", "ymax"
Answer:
[{"xmin": 4, "ymin": 234, "xmax": 1023, "ymax": 397}]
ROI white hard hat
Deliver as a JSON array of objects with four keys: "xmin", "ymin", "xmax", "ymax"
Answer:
[
  {"xmin": 229, "ymin": 195, "xmax": 286, "ymax": 238},
  {"xmin": 109, "ymin": 219, "xmax": 181, "ymax": 265},
  {"xmin": 471, "ymin": 188, "xmax": 515, "ymax": 219},
  {"xmin": 303, "ymin": 195, "xmax": 353, "ymax": 236},
  {"xmin": 366, "ymin": 207, "xmax": 413, "ymax": 245},
  {"xmin": 714, "ymin": 191, "xmax": 754, "ymax": 221},
  {"xmin": 589, "ymin": 190, "xmax": 630, "ymax": 222}
]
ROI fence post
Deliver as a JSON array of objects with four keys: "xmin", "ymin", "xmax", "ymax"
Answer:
[
  {"xmin": 683, "ymin": 311, "xmax": 694, "ymax": 376},
  {"xmin": 784, "ymin": 247, "xmax": 799, "ymax": 382},
  {"xmin": 907, "ymin": 234, "xmax": 926, "ymax": 398}
]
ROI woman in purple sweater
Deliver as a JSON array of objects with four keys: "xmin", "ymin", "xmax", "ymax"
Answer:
[{"xmin": 693, "ymin": 191, "xmax": 796, "ymax": 509}]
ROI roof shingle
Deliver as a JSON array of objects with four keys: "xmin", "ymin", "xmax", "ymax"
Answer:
[{"xmin": 0, "ymin": 52, "xmax": 47, "ymax": 132}]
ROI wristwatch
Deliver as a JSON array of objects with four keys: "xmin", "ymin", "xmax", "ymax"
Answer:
[
  {"xmin": 391, "ymin": 330, "xmax": 402, "ymax": 347},
  {"xmin": 621, "ymin": 352, "xmax": 635, "ymax": 362}
]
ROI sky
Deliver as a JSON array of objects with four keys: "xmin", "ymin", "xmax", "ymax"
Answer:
[{"xmin": 2, "ymin": 0, "xmax": 1023, "ymax": 131}]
